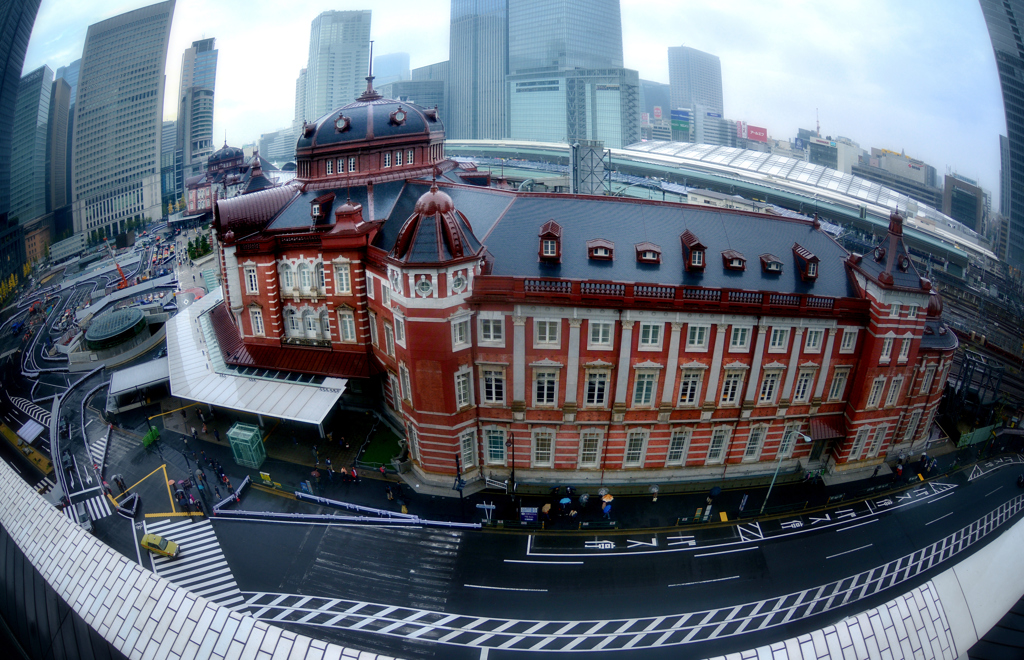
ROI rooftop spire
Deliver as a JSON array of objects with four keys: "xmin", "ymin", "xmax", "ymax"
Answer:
[{"xmin": 357, "ymin": 39, "xmax": 381, "ymax": 101}]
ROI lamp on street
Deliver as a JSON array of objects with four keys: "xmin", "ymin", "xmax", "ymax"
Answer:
[
  {"xmin": 760, "ymin": 432, "xmax": 813, "ymax": 515},
  {"xmin": 505, "ymin": 432, "xmax": 516, "ymax": 500}
]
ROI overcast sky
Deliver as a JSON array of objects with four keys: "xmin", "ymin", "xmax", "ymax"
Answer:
[{"xmin": 22, "ymin": 0, "xmax": 1006, "ymax": 196}]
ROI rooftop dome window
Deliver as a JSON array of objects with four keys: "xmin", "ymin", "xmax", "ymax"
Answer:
[
  {"xmin": 635, "ymin": 242, "xmax": 661, "ymax": 264},
  {"xmin": 680, "ymin": 230, "xmax": 706, "ymax": 272},
  {"xmin": 722, "ymin": 250, "xmax": 746, "ymax": 271},
  {"xmin": 792, "ymin": 243, "xmax": 819, "ymax": 282},
  {"xmin": 538, "ymin": 220, "xmax": 562, "ymax": 263},
  {"xmin": 587, "ymin": 238, "xmax": 614, "ymax": 261},
  {"xmin": 759, "ymin": 253, "xmax": 783, "ymax": 274}
]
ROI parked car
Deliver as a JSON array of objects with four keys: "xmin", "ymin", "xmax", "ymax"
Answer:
[{"xmin": 139, "ymin": 533, "xmax": 179, "ymax": 558}]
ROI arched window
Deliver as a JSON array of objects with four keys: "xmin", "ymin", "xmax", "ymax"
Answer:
[
  {"xmin": 315, "ymin": 263, "xmax": 325, "ymax": 294},
  {"xmin": 284, "ymin": 309, "xmax": 301, "ymax": 336},
  {"xmin": 319, "ymin": 312, "xmax": 331, "ymax": 341},
  {"xmin": 298, "ymin": 263, "xmax": 312, "ymax": 292},
  {"xmin": 279, "ymin": 263, "xmax": 294, "ymax": 292},
  {"xmin": 303, "ymin": 311, "xmax": 319, "ymax": 338}
]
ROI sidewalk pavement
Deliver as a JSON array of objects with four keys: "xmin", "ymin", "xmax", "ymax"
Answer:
[{"xmin": 114, "ymin": 399, "xmax": 1024, "ymax": 530}]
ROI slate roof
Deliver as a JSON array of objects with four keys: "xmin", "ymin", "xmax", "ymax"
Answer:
[
  {"xmin": 920, "ymin": 319, "xmax": 958, "ymax": 351},
  {"xmin": 296, "ymin": 96, "xmax": 442, "ymax": 149}
]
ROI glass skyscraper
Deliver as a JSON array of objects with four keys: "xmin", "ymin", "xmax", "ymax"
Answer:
[
  {"xmin": 448, "ymin": 0, "xmax": 508, "ymax": 140},
  {"xmin": 10, "ymin": 64, "xmax": 51, "ymax": 225},
  {"xmin": 177, "ymin": 38, "xmax": 218, "ymax": 181},
  {"xmin": 72, "ymin": 0, "xmax": 175, "ymax": 239},
  {"xmin": 668, "ymin": 46, "xmax": 723, "ymax": 116},
  {"xmin": 980, "ymin": 0, "xmax": 1024, "ymax": 268},
  {"xmin": 304, "ymin": 10, "xmax": 372, "ymax": 122},
  {"xmin": 507, "ymin": 0, "xmax": 622, "ymax": 74}
]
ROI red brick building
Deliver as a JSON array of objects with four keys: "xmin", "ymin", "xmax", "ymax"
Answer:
[{"xmin": 210, "ymin": 79, "xmax": 956, "ymax": 488}]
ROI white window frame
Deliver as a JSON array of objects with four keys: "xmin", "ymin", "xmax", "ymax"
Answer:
[
  {"xmin": 383, "ymin": 322, "xmax": 395, "ymax": 357},
  {"xmin": 394, "ymin": 316, "xmax": 406, "ymax": 347},
  {"xmin": 758, "ymin": 371, "xmax": 781, "ymax": 404},
  {"xmin": 460, "ymin": 430, "xmax": 476, "ymax": 469},
  {"xmin": 828, "ymin": 368, "xmax": 849, "ymax": 402},
  {"xmin": 541, "ymin": 239, "xmax": 557, "ymax": 257},
  {"xmin": 868, "ymin": 424, "xmax": 887, "ymax": 458},
  {"xmin": 920, "ymin": 365, "xmax": 936, "ymax": 395},
  {"xmin": 898, "ymin": 337, "xmax": 911, "ymax": 363},
  {"xmin": 337, "ymin": 157, "xmax": 345, "ymax": 173},
  {"xmin": 481, "ymin": 368, "xmax": 506, "ymax": 405},
  {"xmin": 744, "ymin": 426, "xmax": 766, "ymax": 461},
  {"xmin": 279, "ymin": 263, "xmax": 295, "ymax": 292},
  {"xmin": 840, "ymin": 328, "xmax": 857, "ymax": 353},
  {"xmin": 334, "ymin": 263, "xmax": 351, "ymax": 294},
  {"xmin": 366, "ymin": 274, "xmax": 374, "ymax": 299},
  {"xmin": 720, "ymin": 370, "xmax": 744, "ymax": 405},
  {"xmin": 729, "ymin": 326, "xmax": 750, "ymax": 352},
  {"xmin": 395, "ymin": 150, "xmax": 403, "ymax": 166},
  {"xmin": 298, "ymin": 263, "xmax": 313, "ymax": 292},
  {"xmin": 768, "ymin": 327, "xmax": 789, "ymax": 353},
  {"xmin": 666, "ymin": 428, "xmax": 692, "ymax": 466},
  {"xmin": 691, "ymin": 250, "xmax": 704, "ymax": 267},
  {"xmin": 867, "ymin": 376, "xmax": 886, "ymax": 408},
  {"xmin": 484, "ymin": 427, "xmax": 506, "ymax": 465},
  {"xmin": 686, "ymin": 324, "xmax": 709, "ymax": 351},
  {"xmin": 803, "ymin": 329, "xmax": 824, "ymax": 353},
  {"xmin": 778, "ymin": 424, "xmax": 800, "ymax": 458},
  {"xmin": 399, "ymin": 364, "xmax": 412, "ymax": 402},
  {"xmin": 383, "ymin": 152, "xmax": 391, "ymax": 168},
  {"xmin": 677, "ymin": 370, "xmax": 703, "ymax": 407},
  {"xmin": 885, "ymin": 376, "xmax": 903, "ymax": 408},
  {"xmin": 880, "ymin": 336, "xmax": 893, "ymax": 364},
  {"xmin": 326, "ymin": 159, "xmax": 333, "ymax": 175},
  {"xmin": 588, "ymin": 321, "xmax": 613, "ymax": 349},
  {"xmin": 381, "ymin": 284, "xmax": 391, "ymax": 307},
  {"xmin": 533, "ymin": 369, "xmax": 558, "ymax": 407},
  {"xmin": 889, "ymin": 302, "xmax": 901, "ymax": 317},
  {"xmin": 585, "ymin": 370, "xmax": 610, "ymax": 407},
  {"xmin": 455, "ymin": 369, "xmax": 472, "ymax": 408},
  {"xmin": 903, "ymin": 410, "xmax": 922, "ymax": 442},
  {"xmin": 532, "ymin": 428, "xmax": 555, "ymax": 467},
  {"xmin": 452, "ymin": 317, "xmax": 471, "ymax": 350},
  {"xmin": 706, "ymin": 427, "xmax": 730, "ymax": 464},
  {"xmin": 285, "ymin": 309, "xmax": 301, "ymax": 336},
  {"xmin": 368, "ymin": 311, "xmax": 378, "ymax": 346},
  {"xmin": 338, "ymin": 309, "xmax": 356, "ymax": 342},
  {"xmin": 406, "ymin": 148, "xmax": 414, "ymax": 165},
  {"xmin": 249, "ymin": 308, "xmax": 264, "ymax": 336},
  {"xmin": 244, "ymin": 266, "xmax": 258, "ymax": 294},
  {"xmin": 579, "ymin": 430, "xmax": 602, "ymax": 468},
  {"xmin": 534, "ymin": 319, "xmax": 560, "ymax": 348},
  {"xmin": 479, "ymin": 317, "xmax": 505, "ymax": 345},
  {"xmin": 632, "ymin": 371, "xmax": 658, "ymax": 407},
  {"xmin": 638, "ymin": 322, "xmax": 663, "ymax": 350},
  {"xmin": 793, "ymin": 370, "xmax": 814, "ymax": 403},
  {"xmin": 907, "ymin": 304, "xmax": 919, "ymax": 319},
  {"xmin": 348, "ymin": 156, "xmax": 356, "ymax": 172},
  {"xmin": 623, "ymin": 429, "xmax": 647, "ymax": 468},
  {"xmin": 850, "ymin": 427, "xmax": 870, "ymax": 460}
]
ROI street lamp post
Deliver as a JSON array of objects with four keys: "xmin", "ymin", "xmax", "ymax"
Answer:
[
  {"xmin": 760, "ymin": 432, "xmax": 812, "ymax": 516},
  {"xmin": 505, "ymin": 432, "xmax": 517, "ymax": 507}
]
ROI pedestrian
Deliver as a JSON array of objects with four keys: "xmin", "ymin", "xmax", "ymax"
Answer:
[
  {"xmin": 327, "ymin": 466, "xmax": 333, "ymax": 482},
  {"xmin": 325, "ymin": 457, "xmax": 332, "ymax": 471},
  {"xmin": 214, "ymin": 429, "xmax": 220, "ymax": 442},
  {"xmin": 191, "ymin": 425, "xmax": 197, "ymax": 437},
  {"xmin": 872, "ymin": 464, "xmax": 882, "ymax": 478},
  {"xmin": 200, "ymin": 451, "xmax": 207, "ymax": 464},
  {"xmin": 202, "ymin": 423, "xmax": 207, "ymax": 434},
  {"xmin": 351, "ymin": 468, "xmax": 358, "ymax": 484},
  {"xmin": 602, "ymin": 503, "xmax": 612, "ymax": 519},
  {"xmin": 198, "ymin": 410, "xmax": 205, "ymax": 423},
  {"xmin": 379, "ymin": 465, "xmax": 387, "ymax": 479},
  {"xmin": 340, "ymin": 467, "xmax": 348, "ymax": 482},
  {"xmin": 386, "ymin": 485, "xmax": 394, "ymax": 501},
  {"xmin": 214, "ymin": 485, "xmax": 221, "ymax": 499}
]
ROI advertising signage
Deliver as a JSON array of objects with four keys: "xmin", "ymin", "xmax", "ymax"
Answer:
[
  {"xmin": 746, "ymin": 125, "xmax": 768, "ymax": 143},
  {"xmin": 653, "ymin": 106, "xmax": 662, "ymax": 120},
  {"xmin": 705, "ymin": 111, "xmax": 722, "ymax": 118},
  {"xmin": 670, "ymin": 109, "xmax": 691, "ymax": 133}
]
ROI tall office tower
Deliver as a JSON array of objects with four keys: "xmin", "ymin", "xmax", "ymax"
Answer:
[
  {"xmin": 505, "ymin": 0, "xmax": 638, "ymax": 148},
  {"xmin": 177, "ymin": 38, "xmax": 218, "ymax": 179},
  {"xmin": 294, "ymin": 68, "xmax": 307, "ymax": 125},
  {"xmin": 374, "ymin": 52, "xmax": 410, "ymax": 85},
  {"xmin": 10, "ymin": 65, "xmax": 52, "ymax": 225},
  {"xmin": 46, "ymin": 77, "xmax": 71, "ymax": 211},
  {"xmin": 1000, "ymin": 134, "xmax": 1011, "ymax": 218},
  {"xmin": 72, "ymin": 0, "xmax": 175, "ymax": 238},
  {"xmin": 56, "ymin": 59, "xmax": 80, "ymax": 207},
  {"xmin": 160, "ymin": 120, "xmax": 179, "ymax": 210},
  {"xmin": 304, "ymin": 10, "xmax": 371, "ymax": 122},
  {"xmin": 980, "ymin": 0, "xmax": 1024, "ymax": 267},
  {"xmin": 0, "ymin": 0, "xmax": 41, "ymax": 284},
  {"xmin": 448, "ymin": 0, "xmax": 507, "ymax": 140},
  {"xmin": 668, "ymin": 46, "xmax": 723, "ymax": 116}
]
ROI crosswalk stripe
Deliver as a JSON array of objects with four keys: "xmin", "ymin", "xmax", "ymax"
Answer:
[{"xmin": 143, "ymin": 518, "xmax": 243, "ymax": 610}]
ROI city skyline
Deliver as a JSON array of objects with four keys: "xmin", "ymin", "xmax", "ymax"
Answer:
[{"xmin": 22, "ymin": 0, "xmax": 1005, "ymax": 197}]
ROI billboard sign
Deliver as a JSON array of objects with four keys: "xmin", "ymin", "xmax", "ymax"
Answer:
[
  {"xmin": 705, "ymin": 111, "xmax": 722, "ymax": 118},
  {"xmin": 653, "ymin": 106, "xmax": 662, "ymax": 120},
  {"xmin": 641, "ymin": 112, "xmax": 650, "ymax": 124},
  {"xmin": 746, "ymin": 125, "xmax": 768, "ymax": 143},
  {"xmin": 670, "ymin": 109, "xmax": 691, "ymax": 134}
]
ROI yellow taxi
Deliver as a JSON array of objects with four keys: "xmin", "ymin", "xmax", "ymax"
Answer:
[{"xmin": 140, "ymin": 533, "xmax": 180, "ymax": 558}]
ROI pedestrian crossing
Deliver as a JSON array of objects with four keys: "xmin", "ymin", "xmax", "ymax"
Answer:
[
  {"xmin": 10, "ymin": 396, "xmax": 51, "ymax": 427},
  {"xmin": 144, "ymin": 518, "xmax": 245, "ymax": 609},
  {"xmin": 33, "ymin": 475, "xmax": 55, "ymax": 494},
  {"xmin": 63, "ymin": 493, "xmax": 113, "ymax": 522},
  {"xmin": 88, "ymin": 428, "xmax": 110, "ymax": 466}
]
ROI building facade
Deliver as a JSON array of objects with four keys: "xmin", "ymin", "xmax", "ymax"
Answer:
[
  {"xmin": 373, "ymin": 52, "xmax": 410, "ymax": 85},
  {"xmin": 10, "ymin": 64, "xmax": 52, "ymax": 225},
  {"xmin": 46, "ymin": 76, "xmax": 70, "ymax": 212},
  {"xmin": 177, "ymin": 38, "xmax": 218, "ymax": 181},
  {"xmin": 71, "ymin": 0, "xmax": 175, "ymax": 238},
  {"xmin": 668, "ymin": 46, "xmax": 723, "ymax": 116},
  {"xmin": 943, "ymin": 173, "xmax": 985, "ymax": 232},
  {"xmin": 448, "ymin": 0, "xmax": 508, "ymax": 140},
  {"xmin": 205, "ymin": 83, "xmax": 955, "ymax": 490},
  {"xmin": 379, "ymin": 80, "xmax": 446, "ymax": 122},
  {"xmin": 304, "ymin": 10, "xmax": 371, "ymax": 122}
]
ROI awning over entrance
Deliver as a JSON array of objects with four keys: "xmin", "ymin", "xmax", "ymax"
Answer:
[
  {"xmin": 166, "ymin": 288, "xmax": 345, "ymax": 426},
  {"xmin": 810, "ymin": 416, "xmax": 845, "ymax": 441}
]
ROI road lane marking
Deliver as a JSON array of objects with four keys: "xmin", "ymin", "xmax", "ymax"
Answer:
[
  {"xmin": 929, "ymin": 492, "xmax": 956, "ymax": 504},
  {"xmin": 836, "ymin": 519, "xmax": 878, "ymax": 532},
  {"xmin": 668, "ymin": 575, "xmax": 740, "ymax": 588},
  {"xmin": 465, "ymin": 584, "xmax": 547, "ymax": 592},
  {"xmin": 985, "ymin": 486, "xmax": 1002, "ymax": 497},
  {"xmin": 694, "ymin": 547, "xmax": 758, "ymax": 558},
  {"xmin": 826, "ymin": 544, "xmax": 873, "ymax": 559},
  {"xmin": 926, "ymin": 512, "xmax": 953, "ymax": 526},
  {"xmin": 504, "ymin": 559, "xmax": 583, "ymax": 565}
]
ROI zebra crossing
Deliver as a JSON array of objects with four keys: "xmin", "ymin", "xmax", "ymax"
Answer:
[
  {"xmin": 144, "ymin": 518, "xmax": 245, "ymax": 609},
  {"xmin": 63, "ymin": 493, "xmax": 112, "ymax": 522},
  {"xmin": 88, "ymin": 427, "xmax": 110, "ymax": 466},
  {"xmin": 33, "ymin": 475, "xmax": 55, "ymax": 494},
  {"xmin": 10, "ymin": 396, "xmax": 51, "ymax": 427}
]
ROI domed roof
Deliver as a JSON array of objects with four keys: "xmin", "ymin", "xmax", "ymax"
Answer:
[
  {"xmin": 414, "ymin": 186, "xmax": 454, "ymax": 215},
  {"xmin": 926, "ymin": 289, "xmax": 943, "ymax": 318},
  {"xmin": 296, "ymin": 80, "xmax": 442, "ymax": 151},
  {"xmin": 389, "ymin": 184, "xmax": 481, "ymax": 264},
  {"xmin": 209, "ymin": 142, "xmax": 244, "ymax": 167}
]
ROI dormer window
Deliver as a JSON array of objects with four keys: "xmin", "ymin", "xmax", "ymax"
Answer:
[
  {"xmin": 635, "ymin": 242, "xmax": 661, "ymax": 264},
  {"xmin": 538, "ymin": 220, "xmax": 562, "ymax": 263},
  {"xmin": 792, "ymin": 243, "xmax": 820, "ymax": 282},
  {"xmin": 722, "ymin": 250, "xmax": 746, "ymax": 271},
  {"xmin": 587, "ymin": 238, "xmax": 614, "ymax": 261},
  {"xmin": 312, "ymin": 204, "xmax": 321, "ymax": 217},
  {"xmin": 760, "ymin": 253, "xmax": 783, "ymax": 274},
  {"xmin": 680, "ymin": 230, "xmax": 706, "ymax": 272},
  {"xmin": 311, "ymin": 192, "xmax": 335, "ymax": 221}
]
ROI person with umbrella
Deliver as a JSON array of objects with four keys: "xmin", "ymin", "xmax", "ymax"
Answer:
[
  {"xmin": 707, "ymin": 486, "xmax": 722, "ymax": 505},
  {"xmin": 602, "ymin": 493, "xmax": 614, "ymax": 519}
]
